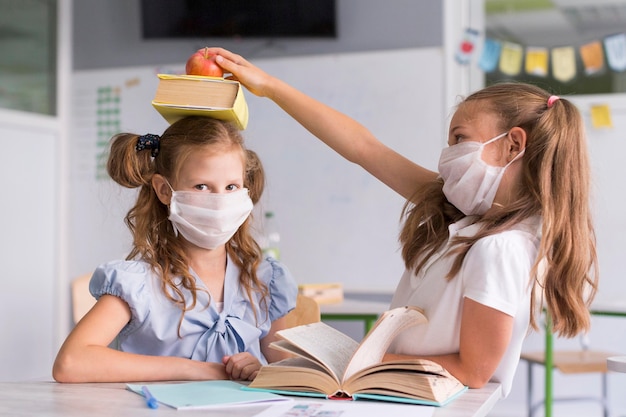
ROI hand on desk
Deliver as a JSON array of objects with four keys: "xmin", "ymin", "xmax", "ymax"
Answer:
[{"xmin": 223, "ymin": 352, "xmax": 262, "ymax": 381}]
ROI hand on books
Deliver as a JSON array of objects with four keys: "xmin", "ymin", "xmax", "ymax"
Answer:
[
  {"xmin": 222, "ymin": 352, "xmax": 262, "ymax": 381},
  {"xmin": 208, "ymin": 47, "xmax": 273, "ymax": 98}
]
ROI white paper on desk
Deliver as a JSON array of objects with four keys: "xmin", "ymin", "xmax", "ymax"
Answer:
[{"xmin": 251, "ymin": 399, "xmax": 435, "ymax": 417}]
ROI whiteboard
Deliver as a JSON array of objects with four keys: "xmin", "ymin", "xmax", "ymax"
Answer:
[{"xmin": 69, "ymin": 48, "xmax": 445, "ymax": 292}]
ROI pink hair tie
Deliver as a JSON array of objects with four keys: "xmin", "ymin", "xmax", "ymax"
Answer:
[{"xmin": 547, "ymin": 95, "xmax": 560, "ymax": 108}]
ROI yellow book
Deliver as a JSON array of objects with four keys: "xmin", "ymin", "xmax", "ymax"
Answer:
[{"xmin": 151, "ymin": 74, "xmax": 249, "ymax": 130}]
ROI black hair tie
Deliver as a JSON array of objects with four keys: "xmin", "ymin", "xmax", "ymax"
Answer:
[{"xmin": 136, "ymin": 134, "xmax": 160, "ymax": 157}]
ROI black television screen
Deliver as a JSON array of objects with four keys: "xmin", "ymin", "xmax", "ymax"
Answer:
[{"xmin": 141, "ymin": 0, "xmax": 337, "ymax": 39}]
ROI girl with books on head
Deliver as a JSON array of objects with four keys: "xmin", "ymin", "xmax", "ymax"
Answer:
[
  {"xmin": 53, "ymin": 116, "xmax": 297, "ymax": 383},
  {"xmin": 207, "ymin": 47, "xmax": 598, "ymax": 397}
]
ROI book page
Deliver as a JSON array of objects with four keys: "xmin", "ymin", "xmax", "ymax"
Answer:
[
  {"xmin": 342, "ymin": 306, "xmax": 427, "ymax": 381},
  {"xmin": 273, "ymin": 322, "xmax": 360, "ymax": 381},
  {"xmin": 269, "ymin": 340, "xmax": 340, "ymax": 378}
]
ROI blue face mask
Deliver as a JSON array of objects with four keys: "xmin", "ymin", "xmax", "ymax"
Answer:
[{"xmin": 438, "ymin": 132, "xmax": 524, "ymax": 215}]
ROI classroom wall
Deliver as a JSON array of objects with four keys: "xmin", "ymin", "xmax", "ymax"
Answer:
[
  {"xmin": 570, "ymin": 95, "xmax": 626, "ymax": 299},
  {"xmin": 0, "ymin": 115, "xmax": 57, "ymax": 381},
  {"xmin": 72, "ymin": 0, "xmax": 442, "ymax": 70}
]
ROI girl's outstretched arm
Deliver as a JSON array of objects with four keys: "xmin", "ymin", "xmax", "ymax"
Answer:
[
  {"xmin": 209, "ymin": 47, "xmax": 438, "ymax": 200},
  {"xmin": 52, "ymin": 295, "xmax": 228, "ymax": 383}
]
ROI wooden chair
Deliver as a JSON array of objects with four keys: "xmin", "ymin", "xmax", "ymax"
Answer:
[
  {"xmin": 285, "ymin": 294, "xmax": 321, "ymax": 328},
  {"xmin": 521, "ymin": 314, "xmax": 616, "ymax": 417},
  {"xmin": 70, "ymin": 273, "xmax": 96, "ymax": 324}
]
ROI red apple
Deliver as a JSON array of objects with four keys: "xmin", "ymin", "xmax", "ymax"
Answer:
[{"xmin": 185, "ymin": 47, "xmax": 224, "ymax": 77}]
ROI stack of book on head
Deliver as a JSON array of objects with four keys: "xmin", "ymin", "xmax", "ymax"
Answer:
[
  {"xmin": 152, "ymin": 74, "xmax": 249, "ymax": 130},
  {"xmin": 298, "ymin": 282, "xmax": 344, "ymax": 304}
]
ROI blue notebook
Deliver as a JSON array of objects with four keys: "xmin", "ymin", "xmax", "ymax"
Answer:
[{"xmin": 126, "ymin": 380, "xmax": 290, "ymax": 410}]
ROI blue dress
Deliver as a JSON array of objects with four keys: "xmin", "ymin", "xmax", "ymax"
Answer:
[{"xmin": 89, "ymin": 256, "xmax": 298, "ymax": 364}]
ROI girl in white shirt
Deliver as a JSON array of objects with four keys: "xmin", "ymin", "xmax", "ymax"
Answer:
[{"xmin": 207, "ymin": 47, "xmax": 599, "ymax": 396}]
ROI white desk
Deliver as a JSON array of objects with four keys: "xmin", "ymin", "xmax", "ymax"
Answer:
[
  {"xmin": 600, "ymin": 302, "xmax": 626, "ymax": 392},
  {"xmin": 0, "ymin": 381, "xmax": 501, "ymax": 417},
  {"xmin": 591, "ymin": 299, "xmax": 626, "ymax": 318},
  {"xmin": 607, "ymin": 356, "xmax": 626, "ymax": 373}
]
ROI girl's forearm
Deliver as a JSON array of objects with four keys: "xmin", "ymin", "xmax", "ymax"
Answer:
[
  {"xmin": 382, "ymin": 352, "xmax": 492, "ymax": 389},
  {"xmin": 53, "ymin": 346, "xmax": 227, "ymax": 383}
]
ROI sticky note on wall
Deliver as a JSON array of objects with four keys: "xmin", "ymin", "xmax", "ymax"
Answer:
[{"xmin": 590, "ymin": 104, "xmax": 613, "ymax": 129}]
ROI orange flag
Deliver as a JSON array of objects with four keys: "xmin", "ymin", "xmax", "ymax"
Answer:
[{"xmin": 580, "ymin": 41, "xmax": 605, "ymax": 75}]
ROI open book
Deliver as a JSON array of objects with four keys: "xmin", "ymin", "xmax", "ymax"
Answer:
[
  {"xmin": 244, "ymin": 306, "xmax": 467, "ymax": 406},
  {"xmin": 152, "ymin": 74, "xmax": 249, "ymax": 129}
]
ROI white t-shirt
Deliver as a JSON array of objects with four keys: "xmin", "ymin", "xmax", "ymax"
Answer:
[{"xmin": 389, "ymin": 215, "xmax": 541, "ymax": 397}]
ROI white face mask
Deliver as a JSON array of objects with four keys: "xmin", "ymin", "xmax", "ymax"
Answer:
[
  {"xmin": 438, "ymin": 132, "xmax": 524, "ymax": 215},
  {"xmin": 167, "ymin": 185, "xmax": 253, "ymax": 250}
]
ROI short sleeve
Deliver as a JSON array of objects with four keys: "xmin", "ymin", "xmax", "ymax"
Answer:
[
  {"xmin": 461, "ymin": 230, "xmax": 537, "ymax": 317},
  {"xmin": 89, "ymin": 260, "xmax": 153, "ymax": 335},
  {"xmin": 263, "ymin": 258, "xmax": 298, "ymax": 322}
]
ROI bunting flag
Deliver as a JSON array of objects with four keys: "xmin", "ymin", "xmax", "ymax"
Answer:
[
  {"xmin": 525, "ymin": 47, "xmax": 549, "ymax": 77},
  {"xmin": 456, "ymin": 28, "xmax": 480, "ymax": 65},
  {"xmin": 580, "ymin": 41, "xmax": 605, "ymax": 75},
  {"xmin": 590, "ymin": 104, "xmax": 613, "ymax": 129},
  {"xmin": 499, "ymin": 42, "xmax": 524, "ymax": 76},
  {"xmin": 459, "ymin": 29, "xmax": 626, "ymax": 85},
  {"xmin": 461, "ymin": 31, "xmax": 624, "ymax": 130},
  {"xmin": 479, "ymin": 38, "xmax": 501, "ymax": 73},
  {"xmin": 551, "ymin": 46, "xmax": 577, "ymax": 83},
  {"xmin": 604, "ymin": 33, "xmax": 626, "ymax": 72}
]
